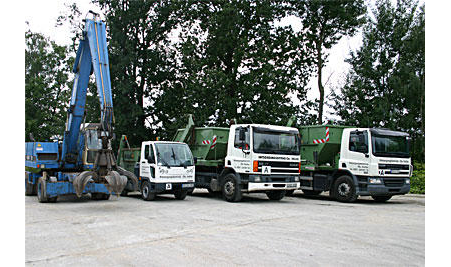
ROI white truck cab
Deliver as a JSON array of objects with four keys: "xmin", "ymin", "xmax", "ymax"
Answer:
[
  {"xmin": 337, "ymin": 128, "xmax": 412, "ymax": 200},
  {"xmin": 223, "ymin": 124, "xmax": 301, "ymax": 198},
  {"xmin": 137, "ymin": 141, "xmax": 195, "ymax": 200}
]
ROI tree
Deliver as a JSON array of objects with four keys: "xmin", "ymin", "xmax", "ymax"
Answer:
[
  {"xmin": 25, "ymin": 28, "xmax": 71, "ymax": 141},
  {"xmin": 290, "ymin": 0, "xmax": 366, "ymax": 124},
  {"xmin": 93, "ymin": 0, "xmax": 179, "ymax": 146},
  {"xmin": 154, "ymin": 0, "xmax": 315, "ymax": 137},
  {"xmin": 330, "ymin": 0, "xmax": 425, "ymax": 161}
]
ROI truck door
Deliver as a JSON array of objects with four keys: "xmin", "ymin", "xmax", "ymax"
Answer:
[
  {"xmin": 232, "ymin": 126, "xmax": 251, "ymax": 158},
  {"xmin": 346, "ymin": 130, "xmax": 370, "ymax": 176},
  {"xmin": 140, "ymin": 143, "xmax": 156, "ymax": 180}
]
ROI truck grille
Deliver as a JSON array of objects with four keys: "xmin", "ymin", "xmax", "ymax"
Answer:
[
  {"xmin": 257, "ymin": 161, "xmax": 299, "ymax": 174},
  {"xmin": 383, "ymin": 178, "xmax": 405, "ymax": 187},
  {"xmin": 378, "ymin": 164, "xmax": 410, "ymax": 170}
]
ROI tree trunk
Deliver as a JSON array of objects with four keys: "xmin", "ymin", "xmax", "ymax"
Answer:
[{"xmin": 317, "ymin": 43, "xmax": 324, "ymax": 125}]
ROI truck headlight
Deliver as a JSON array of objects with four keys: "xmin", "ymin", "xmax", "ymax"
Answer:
[
  {"xmin": 369, "ymin": 178, "xmax": 382, "ymax": 184},
  {"xmin": 294, "ymin": 176, "xmax": 299, "ymax": 182},
  {"xmin": 254, "ymin": 176, "xmax": 261, "ymax": 182},
  {"xmin": 406, "ymin": 178, "xmax": 410, "ymax": 185}
]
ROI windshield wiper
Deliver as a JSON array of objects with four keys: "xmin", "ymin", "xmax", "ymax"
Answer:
[
  {"xmin": 171, "ymin": 147, "xmax": 186, "ymax": 168},
  {"xmin": 157, "ymin": 151, "xmax": 171, "ymax": 168}
]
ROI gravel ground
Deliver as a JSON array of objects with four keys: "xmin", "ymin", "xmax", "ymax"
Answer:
[{"xmin": 25, "ymin": 190, "xmax": 425, "ymax": 266}]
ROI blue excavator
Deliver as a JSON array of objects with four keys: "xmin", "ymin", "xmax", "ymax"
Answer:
[{"xmin": 25, "ymin": 11, "xmax": 137, "ymax": 202}]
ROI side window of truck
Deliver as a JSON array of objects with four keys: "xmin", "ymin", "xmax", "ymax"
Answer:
[
  {"xmin": 234, "ymin": 127, "xmax": 250, "ymax": 149},
  {"xmin": 144, "ymin": 145, "xmax": 155, "ymax": 163},
  {"xmin": 147, "ymin": 145, "xmax": 155, "ymax": 164},
  {"xmin": 349, "ymin": 131, "xmax": 368, "ymax": 153}
]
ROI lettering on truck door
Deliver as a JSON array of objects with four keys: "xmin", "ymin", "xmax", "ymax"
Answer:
[
  {"xmin": 347, "ymin": 130, "xmax": 370, "ymax": 175},
  {"xmin": 140, "ymin": 144, "xmax": 153, "ymax": 179}
]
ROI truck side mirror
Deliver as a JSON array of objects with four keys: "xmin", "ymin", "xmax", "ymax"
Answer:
[
  {"xmin": 239, "ymin": 127, "xmax": 246, "ymax": 141},
  {"xmin": 194, "ymin": 157, "xmax": 198, "ymax": 164},
  {"xmin": 147, "ymin": 155, "xmax": 155, "ymax": 164}
]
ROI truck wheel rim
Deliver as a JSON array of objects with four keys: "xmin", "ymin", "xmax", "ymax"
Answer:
[
  {"xmin": 224, "ymin": 181, "xmax": 235, "ymax": 196},
  {"xmin": 338, "ymin": 183, "xmax": 350, "ymax": 196}
]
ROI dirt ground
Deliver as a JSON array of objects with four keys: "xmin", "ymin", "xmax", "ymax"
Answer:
[{"xmin": 25, "ymin": 190, "xmax": 425, "ymax": 266}]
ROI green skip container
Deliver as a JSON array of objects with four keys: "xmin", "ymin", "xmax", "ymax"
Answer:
[
  {"xmin": 299, "ymin": 125, "xmax": 351, "ymax": 170},
  {"xmin": 173, "ymin": 126, "xmax": 230, "ymax": 167}
]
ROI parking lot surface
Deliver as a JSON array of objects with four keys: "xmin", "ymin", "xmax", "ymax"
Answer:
[{"xmin": 26, "ymin": 190, "xmax": 425, "ymax": 266}]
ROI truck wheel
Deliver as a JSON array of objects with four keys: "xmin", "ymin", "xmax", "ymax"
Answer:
[
  {"xmin": 141, "ymin": 181, "xmax": 156, "ymax": 201},
  {"xmin": 371, "ymin": 196, "xmax": 392, "ymax": 202},
  {"xmin": 91, "ymin": 193, "xmax": 110, "ymax": 200},
  {"xmin": 333, "ymin": 175, "xmax": 357, "ymax": 202},
  {"xmin": 266, "ymin": 190, "xmax": 286, "ymax": 200},
  {"xmin": 222, "ymin": 174, "xmax": 243, "ymax": 202},
  {"xmin": 285, "ymin": 190, "xmax": 295, "ymax": 196},
  {"xmin": 25, "ymin": 173, "xmax": 35, "ymax": 196},
  {"xmin": 120, "ymin": 190, "xmax": 128, "ymax": 197},
  {"xmin": 37, "ymin": 177, "xmax": 48, "ymax": 203},
  {"xmin": 174, "ymin": 189, "xmax": 188, "ymax": 200}
]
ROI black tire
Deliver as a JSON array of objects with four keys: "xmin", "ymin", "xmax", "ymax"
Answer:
[
  {"xmin": 371, "ymin": 195, "xmax": 392, "ymax": 202},
  {"xmin": 25, "ymin": 173, "xmax": 35, "ymax": 196},
  {"xmin": 266, "ymin": 190, "xmax": 286, "ymax": 201},
  {"xmin": 221, "ymin": 174, "xmax": 243, "ymax": 202},
  {"xmin": 141, "ymin": 181, "xmax": 156, "ymax": 201},
  {"xmin": 120, "ymin": 190, "xmax": 128, "ymax": 197},
  {"xmin": 285, "ymin": 190, "xmax": 295, "ymax": 196},
  {"xmin": 47, "ymin": 196, "xmax": 58, "ymax": 203},
  {"xmin": 174, "ymin": 189, "xmax": 188, "ymax": 200},
  {"xmin": 333, "ymin": 175, "xmax": 357, "ymax": 202},
  {"xmin": 37, "ymin": 177, "xmax": 48, "ymax": 203},
  {"xmin": 91, "ymin": 193, "xmax": 110, "ymax": 200}
]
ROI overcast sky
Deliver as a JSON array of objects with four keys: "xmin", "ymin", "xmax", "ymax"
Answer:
[{"xmin": 25, "ymin": 0, "xmax": 366, "ymax": 120}]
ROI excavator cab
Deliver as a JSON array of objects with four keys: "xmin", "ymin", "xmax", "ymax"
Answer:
[{"xmin": 81, "ymin": 123, "xmax": 103, "ymax": 167}]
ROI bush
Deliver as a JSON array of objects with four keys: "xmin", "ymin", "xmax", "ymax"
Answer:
[{"xmin": 410, "ymin": 162, "xmax": 425, "ymax": 194}]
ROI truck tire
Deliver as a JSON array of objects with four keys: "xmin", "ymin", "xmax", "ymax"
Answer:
[
  {"xmin": 25, "ymin": 173, "xmax": 35, "ymax": 196},
  {"xmin": 266, "ymin": 190, "xmax": 286, "ymax": 200},
  {"xmin": 120, "ymin": 190, "xmax": 128, "ymax": 197},
  {"xmin": 187, "ymin": 188, "xmax": 194, "ymax": 195},
  {"xmin": 37, "ymin": 177, "xmax": 48, "ymax": 203},
  {"xmin": 141, "ymin": 181, "xmax": 156, "ymax": 201},
  {"xmin": 371, "ymin": 196, "xmax": 392, "ymax": 202},
  {"xmin": 222, "ymin": 174, "xmax": 243, "ymax": 202},
  {"xmin": 174, "ymin": 189, "xmax": 188, "ymax": 200},
  {"xmin": 91, "ymin": 193, "xmax": 110, "ymax": 200},
  {"xmin": 285, "ymin": 190, "xmax": 295, "ymax": 196},
  {"xmin": 333, "ymin": 175, "xmax": 357, "ymax": 203}
]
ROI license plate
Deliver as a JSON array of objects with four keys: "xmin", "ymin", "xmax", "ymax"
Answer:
[
  {"xmin": 182, "ymin": 183, "xmax": 194, "ymax": 188},
  {"xmin": 287, "ymin": 183, "xmax": 297, "ymax": 188},
  {"xmin": 166, "ymin": 183, "xmax": 172, "ymax": 190}
]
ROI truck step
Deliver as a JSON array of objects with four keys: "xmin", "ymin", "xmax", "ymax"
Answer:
[{"xmin": 300, "ymin": 186, "xmax": 313, "ymax": 190}]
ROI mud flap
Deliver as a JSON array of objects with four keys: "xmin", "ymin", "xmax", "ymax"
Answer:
[
  {"xmin": 105, "ymin": 170, "xmax": 127, "ymax": 196},
  {"xmin": 73, "ymin": 171, "xmax": 97, "ymax": 197}
]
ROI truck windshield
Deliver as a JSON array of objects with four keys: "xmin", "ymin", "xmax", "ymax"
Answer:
[
  {"xmin": 155, "ymin": 143, "xmax": 194, "ymax": 167},
  {"xmin": 371, "ymin": 135, "xmax": 410, "ymax": 158},
  {"xmin": 252, "ymin": 127, "xmax": 300, "ymax": 155}
]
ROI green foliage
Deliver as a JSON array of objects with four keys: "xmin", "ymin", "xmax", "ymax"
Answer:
[
  {"xmin": 330, "ymin": 0, "xmax": 425, "ymax": 162},
  {"xmin": 154, "ymin": 0, "xmax": 316, "ymax": 139},
  {"xmin": 25, "ymin": 29, "xmax": 71, "ymax": 141},
  {"xmin": 290, "ymin": 0, "xmax": 366, "ymax": 124},
  {"xmin": 410, "ymin": 162, "xmax": 425, "ymax": 194}
]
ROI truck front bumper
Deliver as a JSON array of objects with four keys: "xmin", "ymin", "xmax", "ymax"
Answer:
[
  {"xmin": 147, "ymin": 182, "xmax": 194, "ymax": 194},
  {"xmin": 357, "ymin": 177, "xmax": 410, "ymax": 196},
  {"xmin": 247, "ymin": 182, "xmax": 300, "ymax": 192}
]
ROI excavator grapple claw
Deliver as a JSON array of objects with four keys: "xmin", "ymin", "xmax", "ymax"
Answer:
[
  {"xmin": 73, "ymin": 171, "xmax": 98, "ymax": 197},
  {"xmin": 105, "ymin": 170, "xmax": 127, "ymax": 196}
]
